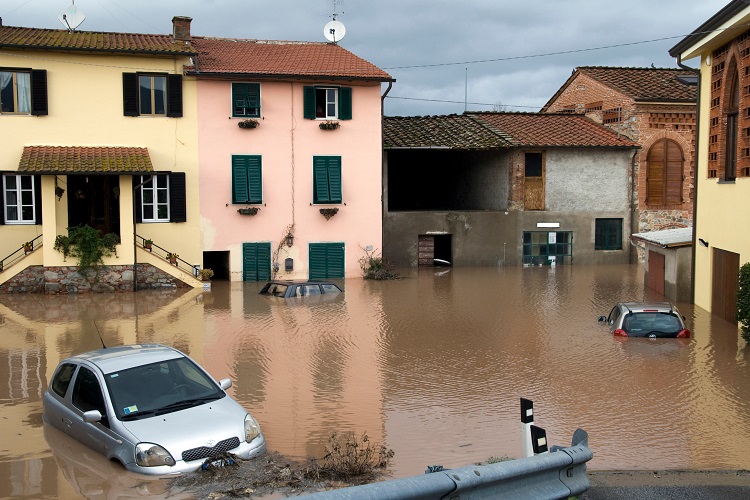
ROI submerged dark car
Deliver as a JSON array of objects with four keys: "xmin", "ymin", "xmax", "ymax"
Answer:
[
  {"xmin": 259, "ymin": 280, "xmax": 343, "ymax": 298},
  {"xmin": 598, "ymin": 302, "xmax": 690, "ymax": 338}
]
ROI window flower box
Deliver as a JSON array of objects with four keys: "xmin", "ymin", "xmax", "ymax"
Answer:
[
  {"xmin": 238, "ymin": 119, "xmax": 260, "ymax": 129},
  {"xmin": 238, "ymin": 207, "xmax": 260, "ymax": 216},
  {"xmin": 319, "ymin": 120, "xmax": 340, "ymax": 130},
  {"xmin": 319, "ymin": 207, "xmax": 339, "ymax": 220}
]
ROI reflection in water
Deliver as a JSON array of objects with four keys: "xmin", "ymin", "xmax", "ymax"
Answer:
[{"xmin": 1, "ymin": 265, "xmax": 749, "ymax": 498}]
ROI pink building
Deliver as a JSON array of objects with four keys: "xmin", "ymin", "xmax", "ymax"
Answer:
[{"xmin": 188, "ymin": 24, "xmax": 393, "ymax": 281}]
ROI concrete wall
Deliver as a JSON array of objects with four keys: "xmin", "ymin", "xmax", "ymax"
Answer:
[{"xmin": 643, "ymin": 245, "xmax": 693, "ymax": 302}]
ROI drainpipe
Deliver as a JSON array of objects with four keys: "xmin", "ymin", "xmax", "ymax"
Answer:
[
  {"xmin": 381, "ymin": 81, "xmax": 393, "ymax": 254},
  {"xmin": 630, "ymin": 149, "xmax": 637, "ymax": 264},
  {"xmin": 676, "ymin": 54, "xmax": 701, "ymax": 304},
  {"xmin": 132, "ymin": 175, "xmax": 153, "ymax": 292}
]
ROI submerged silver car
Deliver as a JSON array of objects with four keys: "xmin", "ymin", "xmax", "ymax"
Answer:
[
  {"xmin": 43, "ymin": 344, "xmax": 266, "ymax": 475},
  {"xmin": 598, "ymin": 302, "xmax": 690, "ymax": 338}
]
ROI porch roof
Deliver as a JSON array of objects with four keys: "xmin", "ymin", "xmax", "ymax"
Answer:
[{"xmin": 18, "ymin": 146, "xmax": 154, "ymax": 174}]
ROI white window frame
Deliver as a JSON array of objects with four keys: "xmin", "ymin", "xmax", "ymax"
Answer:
[
  {"xmin": 140, "ymin": 174, "xmax": 170, "ymax": 222},
  {"xmin": 138, "ymin": 75, "xmax": 167, "ymax": 116},
  {"xmin": 0, "ymin": 70, "xmax": 31, "ymax": 114},
  {"xmin": 3, "ymin": 174, "xmax": 36, "ymax": 224},
  {"xmin": 316, "ymin": 87, "xmax": 338, "ymax": 119}
]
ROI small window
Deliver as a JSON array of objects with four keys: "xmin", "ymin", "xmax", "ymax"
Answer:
[
  {"xmin": 2, "ymin": 174, "xmax": 36, "ymax": 224},
  {"xmin": 140, "ymin": 174, "xmax": 170, "ymax": 221},
  {"xmin": 0, "ymin": 70, "xmax": 31, "ymax": 113},
  {"xmin": 232, "ymin": 82, "xmax": 260, "ymax": 117},
  {"xmin": 139, "ymin": 75, "xmax": 166, "ymax": 115},
  {"xmin": 72, "ymin": 366, "xmax": 106, "ymax": 416},
  {"xmin": 51, "ymin": 363, "xmax": 77, "ymax": 398},
  {"xmin": 232, "ymin": 155, "xmax": 262, "ymax": 204},
  {"xmin": 123, "ymin": 73, "xmax": 182, "ymax": 117},
  {"xmin": 525, "ymin": 152, "xmax": 543, "ymax": 177},
  {"xmin": 595, "ymin": 218, "xmax": 622, "ymax": 251},
  {"xmin": 313, "ymin": 156, "xmax": 342, "ymax": 204},
  {"xmin": 303, "ymin": 86, "xmax": 352, "ymax": 120}
]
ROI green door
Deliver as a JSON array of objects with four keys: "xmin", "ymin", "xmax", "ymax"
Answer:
[
  {"xmin": 309, "ymin": 243, "xmax": 345, "ymax": 280},
  {"xmin": 242, "ymin": 242, "xmax": 271, "ymax": 281}
]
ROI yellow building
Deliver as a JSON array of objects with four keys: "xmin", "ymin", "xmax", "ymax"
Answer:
[
  {"xmin": 0, "ymin": 17, "xmax": 202, "ymax": 292},
  {"xmin": 670, "ymin": 1, "xmax": 750, "ymax": 321}
]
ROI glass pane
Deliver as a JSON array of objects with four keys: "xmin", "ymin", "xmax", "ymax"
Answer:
[
  {"xmin": 154, "ymin": 77, "xmax": 166, "ymax": 115},
  {"xmin": 139, "ymin": 76, "xmax": 152, "ymax": 114},
  {"xmin": 16, "ymin": 72, "xmax": 30, "ymax": 113},
  {"xmin": 327, "ymin": 103, "xmax": 336, "ymax": 117},
  {"xmin": 20, "ymin": 175, "xmax": 32, "ymax": 189},
  {"xmin": 155, "ymin": 175, "xmax": 167, "ymax": 188},
  {"xmin": 21, "ymin": 190, "xmax": 33, "ymax": 205},
  {"xmin": 143, "ymin": 205, "xmax": 153, "ymax": 219},
  {"xmin": 142, "ymin": 190, "xmax": 153, "ymax": 204},
  {"xmin": 6, "ymin": 191, "xmax": 17, "ymax": 205},
  {"xmin": 7, "ymin": 206, "xmax": 18, "ymax": 220},
  {"xmin": 0, "ymin": 72, "xmax": 13, "ymax": 112},
  {"xmin": 157, "ymin": 190, "xmax": 167, "ymax": 203},
  {"xmin": 5, "ymin": 176, "xmax": 17, "ymax": 189},
  {"xmin": 21, "ymin": 206, "xmax": 34, "ymax": 220},
  {"xmin": 157, "ymin": 205, "xmax": 168, "ymax": 219}
]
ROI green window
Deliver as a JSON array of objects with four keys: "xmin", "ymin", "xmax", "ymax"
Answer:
[
  {"xmin": 242, "ymin": 242, "xmax": 271, "ymax": 281},
  {"xmin": 232, "ymin": 83, "xmax": 260, "ymax": 117},
  {"xmin": 309, "ymin": 243, "xmax": 345, "ymax": 280},
  {"xmin": 522, "ymin": 231, "xmax": 573, "ymax": 266},
  {"xmin": 303, "ymin": 86, "xmax": 352, "ymax": 120},
  {"xmin": 595, "ymin": 218, "xmax": 622, "ymax": 250},
  {"xmin": 313, "ymin": 156, "xmax": 342, "ymax": 204},
  {"xmin": 232, "ymin": 155, "xmax": 262, "ymax": 204}
]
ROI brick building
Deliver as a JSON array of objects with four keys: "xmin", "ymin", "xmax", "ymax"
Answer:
[{"xmin": 542, "ymin": 67, "xmax": 698, "ymax": 250}]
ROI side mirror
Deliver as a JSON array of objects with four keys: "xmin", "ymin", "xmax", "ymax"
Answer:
[
  {"xmin": 82, "ymin": 410, "xmax": 103, "ymax": 423},
  {"xmin": 219, "ymin": 378, "xmax": 232, "ymax": 390},
  {"xmin": 597, "ymin": 316, "xmax": 607, "ymax": 322}
]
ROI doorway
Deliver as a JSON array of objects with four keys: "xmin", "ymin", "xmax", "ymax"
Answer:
[
  {"xmin": 67, "ymin": 175, "xmax": 120, "ymax": 237},
  {"xmin": 712, "ymin": 248, "xmax": 740, "ymax": 323},
  {"xmin": 418, "ymin": 234, "xmax": 452, "ymax": 266}
]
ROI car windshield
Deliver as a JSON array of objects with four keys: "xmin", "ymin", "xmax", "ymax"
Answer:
[
  {"xmin": 104, "ymin": 357, "xmax": 225, "ymax": 420},
  {"xmin": 260, "ymin": 283, "xmax": 288, "ymax": 297},
  {"xmin": 622, "ymin": 312, "xmax": 682, "ymax": 334}
]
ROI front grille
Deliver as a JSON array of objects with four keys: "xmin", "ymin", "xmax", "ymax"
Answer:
[{"xmin": 182, "ymin": 437, "xmax": 241, "ymax": 462}]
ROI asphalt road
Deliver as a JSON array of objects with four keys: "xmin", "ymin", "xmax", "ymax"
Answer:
[{"xmin": 580, "ymin": 470, "xmax": 750, "ymax": 500}]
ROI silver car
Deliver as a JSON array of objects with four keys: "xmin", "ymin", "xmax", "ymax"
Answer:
[
  {"xmin": 43, "ymin": 344, "xmax": 266, "ymax": 475},
  {"xmin": 598, "ymin": 301, "xmax": 690, "ymax": 338}
]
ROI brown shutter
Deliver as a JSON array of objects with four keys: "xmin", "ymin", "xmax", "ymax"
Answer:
[
  {"xmin": 665, "ymin": 140, "xmax": 684, "ymax": 205},
  {"xmin": 647, "ymin": 141, "xmax": 665, "ymax": 206}
]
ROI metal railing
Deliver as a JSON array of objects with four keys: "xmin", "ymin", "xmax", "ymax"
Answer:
[
  {"xmin": 136, "ymin": 234, "xmax": 196, "ymax": 277},
  {"xmin": 302, "ymin": 428, "xmax": 592, "ymax": 500},
  {"xmin": 0, "ymin": 234, "xmax": 43, "ymax": 273}
]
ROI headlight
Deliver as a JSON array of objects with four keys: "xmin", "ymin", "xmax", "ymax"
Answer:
[
  {"xmin": 244, "ymin": 414, "xmax": 261, "ymax": 443},
  {"xmin": 135, "ymin": 443, "xmax": 175, "ymax": 467}
]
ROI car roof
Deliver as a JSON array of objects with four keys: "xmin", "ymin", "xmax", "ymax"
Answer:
[
  {"xmin": 62, "ymin": 344, "xmax": 184, "ymax": 374},
  {"xmin": 264, "ymin": 280, "xmax": 338, "ymax": 285},
  {"xmin": 620, "ymin": 302, "xmax": 676, "ymax": 313}
]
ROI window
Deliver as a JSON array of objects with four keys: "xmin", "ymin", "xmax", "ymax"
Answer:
[
  {"xmin": 522, "ymin": 231, "xmax": 573, "ymax": 266},
  {"xmin": 232, "ymin": 83, "xmax": 260, "ymax": 117},
  {"xmin": 303, "ymin": 86, "xmax": 352, "ymax": 120},
  {"xmin": 133, "ymin": 173, "xmax": 186, "ymax": 223},
  {"xmin": 595, "ymin": 218, "xmax": 622, "ymax": 251},
  {"xmin": 724, "ymin": 68, "xmax": 739, "ymax": 181},
  {"xmin": 0, "ymin": 68, "xmax": 47, "ymax": 115},
  {"xmin": 2, "ymin": 174, "xmax": 37, "ymax": 224},
  {"xmin": 51, "ymin": 363, "xmax": 77, "ymax": 398},
  {"xmin": 72, "ymin": 366, "xmax": 106, "ymax": 416},
  {"xmin": 122, "ymin": 73, "xmax": 182, "ymax": 117},
  {"xmin": 232, "ymin": 155, "xmax": 262, "ymax": 204},
  {"xmin": 646, "ymin": 139, "xmax": 684, "ymax": 206},
  {"xmin": 313, "ymin": 156, "xmax": 342, "ymax": 204},
  {"xmin": 524, "ymin": 151, "xmax": 545, "ymax": 211}
]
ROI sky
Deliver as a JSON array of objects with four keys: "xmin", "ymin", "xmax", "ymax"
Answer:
[{"xmin": 0, "ymin": 0, "xmax": 731, "ymax": 116}]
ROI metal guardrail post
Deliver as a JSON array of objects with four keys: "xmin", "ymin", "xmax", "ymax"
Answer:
[{"xmin": 302, "ymin": 429, "xmax": 592, "ymax": 500}]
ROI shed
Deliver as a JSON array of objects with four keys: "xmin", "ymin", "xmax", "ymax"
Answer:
[{"xmin": 631, "ymin": 227, "xmax": 693, "ymax": 302}]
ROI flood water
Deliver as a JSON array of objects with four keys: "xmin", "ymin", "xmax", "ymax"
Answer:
[{"xmin": 1, "ymin": 264, "xmax": 749, "ymax": 498}]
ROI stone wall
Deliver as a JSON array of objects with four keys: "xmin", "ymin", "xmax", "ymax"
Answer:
[{"xmin": 0, "ymin": 264, "xmax": 191, "ymax": 294}]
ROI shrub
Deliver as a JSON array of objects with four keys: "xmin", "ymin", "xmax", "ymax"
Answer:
[
  {"xmin": 306, "ymin": 431, "xmax": 394, "ymax": 480},
  {"xmin": 737, "ymin": 262, "xmax": 750, "ymax": 344},
  {"xmin": 198, "ymin": 268, "xmax": 214, "ymax": 281},
  {"xmin": 53, "ymin": 225, "xmax": 119, "ymax": 274},
  {"xmin": 358, "ymin": 247, "xmax": 400, "ymax": 280}
]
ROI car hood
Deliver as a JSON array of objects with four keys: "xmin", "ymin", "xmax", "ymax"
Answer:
[{"xmin": 119, "ymin": 397, "xmax": 246, "ymax": 457}]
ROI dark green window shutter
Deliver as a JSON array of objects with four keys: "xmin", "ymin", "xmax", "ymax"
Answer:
[
  {"xmin": 169, "ymin": 172, "xmax": 186, "ymax": 222},
  {"xmin": 132, "ymin": 176, "xmax": 143, "ymax": 222},
  {"xmin": 232, "ymin": 155, "xmax": 262, "ymax": 204},
  {"xmin": 309, "ymin": 244, "xmax": 328, "ymax": 280},
  {"xmin": 30, "ymin": 70, "xmax": 48, "ymax": 116},
  {"xmin": 232, "ymin": 83, "xmax": 261, "ymax": 117},
  {"xmin": 313, "ymin": 157, "xmax": 330, "ymax": 203},
  {"xmin": 326, "ymin": 243, "xmax": 345, "ymax": 279},
  {"xmin": 338, "ymin": 87, "xmax": 352, "ymax": 120},
  {"xmin": 0, "ymin": 176, "xmax": 5, "ymax": 224},
  {"xmin": 247, "ymin": 157, "xmax": 262, "ymax": 204},
  {"xmin": 34, "ymin": 175, "xmax": 42, "ymax": 225},
  {"xmin": 243, "ymin": 242, "xmax": 271, "ymax": 281},
  {"xmin": 123, "ymin": 73, "xmax": 139, "ymax": 116},
  {"xmin": 166, "ymin": 74, "xmax": 183, "ymax": 117},
  {"xmin": 309, "ymin": 243, "xmax": 345, "ymax": 280},
  {"xmin": 303, "ymin": 86, "xmax": 316, "ymax": 119},
  {"xmin": 327, "ymin": 157, "xmax": 342, "ymax": 203}
]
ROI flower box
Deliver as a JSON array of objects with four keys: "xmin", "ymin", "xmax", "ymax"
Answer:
[
  {"xmin": 238, "ymin": 119, "xmax": 260, "ymax": 129},
  {"xmin": 238, "ymin": 207, "xmax": 260, "ymax": 216},
  {"xmin": 319, "ymin": 120, "xmax": 340, "ymax": 130},
  {"xmin": 319, "ymin": 207, "xmax": 339, "ymax": 220}
]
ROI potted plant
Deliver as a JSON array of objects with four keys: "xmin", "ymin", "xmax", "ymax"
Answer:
[
  {"xmin": 143, "ymin": 239, "xmax": 153, "ymax": 251},
  {"xmin": 238, "ymin": 207, "xmax": 260, "ymax": 216},
  {"xmin": 198, "ymin": 268, "xmax": 214, "ymax": 281},
  {"xmin": 23, "ymin": 241, "xmax": 33, "ymax": 254},
  {"xmin": 319, "ymin": 207, "xmax": 339, "ymax": 220},
  {"xmin": 166, "ymin": 252, "xmax": 179, "ymax": 265},
  {"xmin": 238, "ymin": 118, "xmax": 260, "ymax": 129},
  {"xmin": 319, "ymin": 120, "xmax": 340, "ymax": 130}
]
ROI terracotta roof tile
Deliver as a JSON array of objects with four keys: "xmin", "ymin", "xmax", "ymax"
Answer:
[
  {"xmin": 469, "ymin": 112, "xmax": 640, "ymax": 148},
  {"xmin": 384, "ymin": 115, "xmax": 512, "ymax": 149},
  {"xmin": 578, "ymin": 66, "xmax": 697, "ymax": 102},
  {"xmin": 189, "ymin": 37, "xmax": 392, "ymax": 80},
  {"xmin": 19, "ymin": 146, "xmax": 154, "ymax": 173},
  {"xmin": 0, "ymin": 25, "xmax": 195, "ymax": 54}
]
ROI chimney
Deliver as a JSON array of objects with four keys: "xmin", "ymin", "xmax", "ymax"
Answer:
[{"xmin": 172, "ymin": 16, "xmax": 192, "ymax": 42}]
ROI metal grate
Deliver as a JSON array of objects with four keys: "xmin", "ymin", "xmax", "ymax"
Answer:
[{"xmin": 181, "ymin": 437, "xmax": 241, "ymax": 462}]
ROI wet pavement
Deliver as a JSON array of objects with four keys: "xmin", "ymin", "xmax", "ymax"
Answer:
[{"xmin": 0, "ymin": 264, "xmax": 748, "ymax": 498}]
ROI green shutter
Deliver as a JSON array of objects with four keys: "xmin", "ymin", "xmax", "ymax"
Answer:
[
  {"xmin": 243, "ymin": 242, "xmax": 271, "ymax": 281},
  {"xmin": 309, "ymin": 244, "xmax": 328, "ymax": 280},
  {"xmin": 247, "ymin": 156, "xmax": 263, "ymax": 204},
  {"xmin": 326, "ymin": 243, "xmax": 345, "ymax": 279},
  {"xmin": 313, "ymin": 157, "xmax": 331, "ymax": 203},
  {"xmin": 232, "ymin": 156, "xmax": 249, "ymax": 203},
  {"xmin": 257, "ymin": 243, "xmax": 271, "ymax": 281},
  {"xmin": 338, "ymin": 87, "xmax": 352, "ymax": 120},
  {"xmin": 309, "ymin": 243, "xmax": 345, "ymax": 280},
  {"xmin": 327, "ymin": 157, "xmax": 342, "ymax": 203},
  {"xmin": 232, "ymin": 83, "xmax": 247, "ymax": 117},
  {"xmin": 303, "ymin": 86, "xmax": 316, "ymax": 119},
  {"xmin": 247, "ymin": 83, "xmax": 260, "ymax": 117}
]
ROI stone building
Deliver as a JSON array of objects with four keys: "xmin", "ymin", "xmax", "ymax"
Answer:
[{"xmin": 542, "ymin": 67, "xmax": 698, "ymax": 246}]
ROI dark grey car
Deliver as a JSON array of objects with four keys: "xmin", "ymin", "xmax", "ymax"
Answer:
[{"xmin": 259, "ymin": 280, "xmax": 343, "ymax": 298}]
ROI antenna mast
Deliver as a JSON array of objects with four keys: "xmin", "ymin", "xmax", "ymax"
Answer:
[{"xmin": 323, "ymin": 0, "xmax": 346, "ymax": 43}]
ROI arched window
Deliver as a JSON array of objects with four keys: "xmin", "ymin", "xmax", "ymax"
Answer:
[
  {"xmin": 725, "ymin": 68, "xmax": 739, "ymax": 181},
  {"xmin": 646, "ymin": 139, "xmax": 684, "ymax": 206}
]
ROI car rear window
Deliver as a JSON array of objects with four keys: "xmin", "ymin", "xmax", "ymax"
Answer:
[
  {"xmin": 321, "ymin": 284, "xmax": 341, "ymax": 293},
  {"xmin": 623, "ymin": 312, "xmax": 681, "ymax": 333}
]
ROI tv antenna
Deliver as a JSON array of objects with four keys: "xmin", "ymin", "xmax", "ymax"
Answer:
[
  {"xmin": 323, "ymin": 0, "xmax": 346, "ymax": 43},
  {"xmin": 59, "ymin": 1, "xmax": 86, "ymax": 32}
]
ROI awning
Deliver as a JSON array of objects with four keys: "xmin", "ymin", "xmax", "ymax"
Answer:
[{"xmin": 18, "ymin": 146, "xmax": 154, "ymax": 174}]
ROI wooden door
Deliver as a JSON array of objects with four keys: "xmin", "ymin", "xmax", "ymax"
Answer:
[
  {"xmin": 647, "ymin": 251, "xmax": 665, "ymax": 295},
  {"xmin": 712, "ymin": 248, "xmax": 740, "ymax": 323},
  {"xmin": 418, "ymin": 235, "xmax": 434, "ymax": 266}
]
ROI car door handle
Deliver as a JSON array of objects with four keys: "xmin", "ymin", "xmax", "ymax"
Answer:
[{"xmin": 63, "ymin": 417, "xmax": 72, "ymax": 427}]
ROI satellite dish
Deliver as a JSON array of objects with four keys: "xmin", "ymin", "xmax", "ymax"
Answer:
[
  {"xmin": 324, "ymin": 20, "xmax": 346, "ymax": 43},
  {"xmin": 59, "ymin": 2, "xmax": 86, "ymax": 32}
]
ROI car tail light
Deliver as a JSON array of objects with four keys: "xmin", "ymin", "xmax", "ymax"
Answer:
[
  {"xmin": 613, "ymin": 329, "xmax": 628, "ymax": 337},
  {"xmin": 677, "ymin": 329, "xmax": 691, "ymax": 338}
]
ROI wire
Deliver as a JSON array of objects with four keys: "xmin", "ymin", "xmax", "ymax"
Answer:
[{"xmin": 385, "ymin": 96, "xmax": 539, "ymax": 110}]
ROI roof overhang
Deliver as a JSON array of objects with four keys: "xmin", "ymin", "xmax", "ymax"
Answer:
[
  {"xmin": 670, "ymin": 1, "xmax": 750, "ymax": 61},
  {"xmin": 17, "ymin": 146, "xmax": 154, "ymax": 174},
  {"xmin": 185, "ymin": 71, "xmax": 395, "ymax": 83}
]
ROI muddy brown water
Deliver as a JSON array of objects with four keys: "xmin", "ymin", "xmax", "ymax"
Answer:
[{"xmin": 1, "ymin": 265, "xmax": 749, "ymax": 498}]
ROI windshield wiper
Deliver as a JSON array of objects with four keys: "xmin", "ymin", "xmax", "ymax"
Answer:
[
  {"xmin": 154, "ymin": 395, "xmax": 222, "ymax": 415},
  {"xmin": 120, "ymin": 409, "xmax": 157, "ymax": 421}
]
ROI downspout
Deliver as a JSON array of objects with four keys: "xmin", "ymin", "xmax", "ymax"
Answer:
[
  {"xmin": 132, "ymin": 175, "xmax": 153, "ymax": 292},
  {"xmin": 630, "ymin": 149, "xmax": 637, "ymax": 264},
  {"xmin": 677, "ymin": 54, "xmax": 701, "ymax": 304}
]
